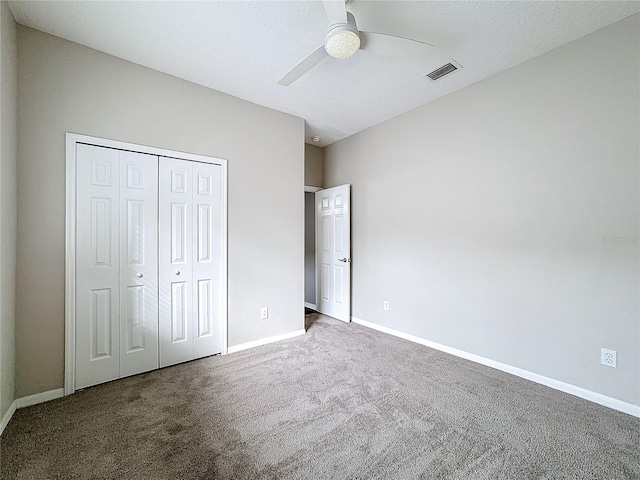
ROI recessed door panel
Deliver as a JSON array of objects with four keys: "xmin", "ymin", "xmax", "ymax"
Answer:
[
  {"xmin": 127, "ymin": 165, "xmax": 144, "ymax": 189},
  {"xmin": 334, "ymin": 266, "xmax": 344, "ymax": 305},
  {"xmin": 171, "ymin": 282, "xmax": 188, "ymax": 342},
  {"xmin": 92, "ymin": 160, "xmax": 112, "ymax": 186},
  {"xmin": 172, "ymin": 170, "xmax": 188, "ymax": 193},
  {"xmin": 126, "ymin": 200, "xmax": 143, "ymax": 265},
  {"xmin": 334, "ymin": 215, "xmax": 344, "ymax": 254},
  {"xmin": 197, "ymin": 205, "xmax": 212, "ymax": 262},
  {"xmin": 322, "ymin": 216, "xmax": 331, "ymax": 253},
  {"xmin": 90, "ymin": 288, "xmax": 113, "ymax": 359},
  {"xmin": 197, "ymin": 279, "xmax": 212, "ymax": 338},
  {"xmin": 125, "ymin": 285, "xmax": 145, "ymax": 352},
  {"xmin": 321, "ymin": 264, "xmax": 330, "ymax": 301},
  {"xmin": 171, "ymin": 203, "xmax": 188, "ymax": 263},
  {"xmin": 91, "ymin": 198, "xmax": 113, "ymax": 267},
  {"xmin": 198, "ymin": 173, "xmax": 213, "ymax": 196}
]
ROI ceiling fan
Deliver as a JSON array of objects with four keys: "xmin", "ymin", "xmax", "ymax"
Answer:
[{"xmin": 277, "ymin": 0, "xmax": 435, "ymax": 86}]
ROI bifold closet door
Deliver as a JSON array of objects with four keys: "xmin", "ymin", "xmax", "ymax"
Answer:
[
  {"xmin": 75, "ymin": 144, "xmax": 159, "ymax": 389},
  {"xmin": 118, "ymin": 151, "xmax": 159, "ymax": 378},
  {"xmin": 159, "ymin": 158, "xmax": 222, "ymax": 367}
]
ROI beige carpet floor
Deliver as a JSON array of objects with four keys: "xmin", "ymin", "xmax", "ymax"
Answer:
[{"xmin": 1, "ymin": 313, "xmax": 638, "ymax": 479}]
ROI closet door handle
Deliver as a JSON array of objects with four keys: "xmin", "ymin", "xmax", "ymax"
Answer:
[
  {"xmin": 136, "ymin": 273, "xmax": 143, "ymax": 278},
  {"xmin": 174, "ymin": 270, "xmax": 181, "ymax": 276}
]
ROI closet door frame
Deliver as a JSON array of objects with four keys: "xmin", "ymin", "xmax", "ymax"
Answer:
[{"xmin": 65, "ymin": 133, "xmax": 228, "ymax": 396}]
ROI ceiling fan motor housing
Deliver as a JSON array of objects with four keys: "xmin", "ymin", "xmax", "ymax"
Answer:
[{"xmin": 325, "ymin": 12, "xmax": 360, "ymax": 59}]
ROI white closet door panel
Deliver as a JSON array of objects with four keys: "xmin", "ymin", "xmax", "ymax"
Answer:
[
  {"xmin": 119, "ymin": 151, "xmax": 159, "ymax": 377},
  {"xmin": 192, "ymin": 162, "xmax": 222, "ymax": 358},
  {"xmin": 159, "ymin": 157, "xmax": 194, "ymax": 367},
  {"xmin": 76, "ymin": 144, "xmax": 120, "ymax": 389}
]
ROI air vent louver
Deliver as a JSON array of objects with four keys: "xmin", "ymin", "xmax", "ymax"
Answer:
[{"xmin": 426, "ymin": 61, "xmax": 460, "ymax": 81}]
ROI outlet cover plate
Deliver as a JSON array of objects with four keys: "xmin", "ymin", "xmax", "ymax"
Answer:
[{"xmin": 600, "ymin": 348, "xmax": 617, "ymax": 368}]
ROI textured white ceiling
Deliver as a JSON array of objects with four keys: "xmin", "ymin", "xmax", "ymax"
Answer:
[{"xmin": 8, "ymin": 1, "xmax": 640, "ymax": 146}]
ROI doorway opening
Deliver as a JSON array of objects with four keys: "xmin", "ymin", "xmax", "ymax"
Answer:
[{"xmin": 304, "ymin": 187, "xmax": 321, "ymax": 315}]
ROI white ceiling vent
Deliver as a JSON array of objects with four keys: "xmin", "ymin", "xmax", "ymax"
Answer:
[{"xmin": 425, "ymin": 60, "xmax": 462, "ymax": 82}]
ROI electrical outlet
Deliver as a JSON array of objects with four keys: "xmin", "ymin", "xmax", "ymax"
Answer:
[
  {"xmin": 600, "ymin": 348, "xmax": 617, "ymax": 368},
  {"xmin": 383, "ymin": 301, "xmax": 390, "ymax": 311},
  {"xmin": 261, "ymin": 307, "xmax": 269, "ymax": 320}
]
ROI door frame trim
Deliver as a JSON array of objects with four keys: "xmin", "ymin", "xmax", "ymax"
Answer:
[{"xmin": 65, "ymin": 132, "xmax": 229, "ymax": 395}]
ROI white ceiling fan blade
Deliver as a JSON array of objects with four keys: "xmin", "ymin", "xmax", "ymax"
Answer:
[
  {"xmin": 277, "ymin": 45, "xmax": 328, "ymax": 86},
  {"xmin": 323, "ymin": 0, "xmax": 347, "ymax": 27},
  {"xmin": 359, "ymin": 31, "xmax": 435, "ymax": 60}
]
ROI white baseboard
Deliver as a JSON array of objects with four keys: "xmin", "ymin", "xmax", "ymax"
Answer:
[
  {"xmin": 0, "ymin": 400, "xmax": 17, "ymax": 436},
  {"xmin": 351, "ymin": 316, "xmax": 640, "ymax": 418},
  {"xmin": 228, "ymin": 329, "xmax": 306, "ymax": 354},
  {"xmin": 0, "ymin": 388, "xmax": 66, "ymax": 437},
  {"xmin": 15, "ymin": 388, "xmax": 65, "ymax": 409},
  {"xmin": 304, "ymin": 302, "xmax": 316, "ymax": 310}
]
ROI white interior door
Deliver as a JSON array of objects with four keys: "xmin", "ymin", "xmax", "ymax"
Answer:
[
  {"xmin": 76, "ymin": 144, "xmax": 159, "ymax": 389},
  {"xmin": 159, "ymin": 158, "xmax": 223, "ymax": 367},
  {"xmin": 316, "ymin": 184, "xmax": 351, "ymax": 322}
]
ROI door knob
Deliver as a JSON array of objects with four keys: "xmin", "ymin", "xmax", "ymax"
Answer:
[
  {"xmin": 136, "ymin": 273, "xmax": 143, "ymax": 278},
  {"xmin": 174, "ymin": 270, "xmax": 181, "ymax": 275},
  {"xmin": 338, "ymin": 258, "xmax": 351, "ymax": 263}
]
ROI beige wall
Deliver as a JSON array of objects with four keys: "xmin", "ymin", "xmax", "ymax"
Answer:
[
  {"xmin": 325, "ymin": 15, "xmax": 640, "ymax": 406},
  {"xmin": 304, "ymin": 143, "xmax": 323, "ymax": 188},
  {"xmin": 16, "ymin": 26, "xmax": 304, "ymax": 397},
  {"xmin": 0, "ymin": 0, "xmax": 17, "ymax": 421}
]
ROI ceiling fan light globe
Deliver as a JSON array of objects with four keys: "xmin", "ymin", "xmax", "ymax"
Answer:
[{"xmin": 325, "ymin": 29, "xmax": 360, "ymax": 59}]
